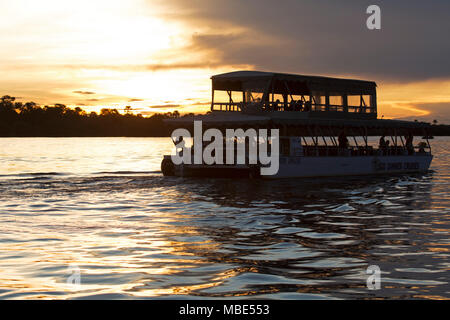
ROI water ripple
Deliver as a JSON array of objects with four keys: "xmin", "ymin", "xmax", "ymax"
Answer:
[{"xmin": 0, "ymin": 137, "xmax": 448, "ymax": 299}]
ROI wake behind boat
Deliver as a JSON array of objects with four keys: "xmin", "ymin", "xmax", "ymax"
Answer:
[{"xmin": 161, "ymin": 71, "xmax": 433, "ymax": 178}]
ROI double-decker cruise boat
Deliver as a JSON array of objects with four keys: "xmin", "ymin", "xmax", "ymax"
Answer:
[{"xmin": 161, "ymin": 71, "xmax": 433, "ymax": 178}]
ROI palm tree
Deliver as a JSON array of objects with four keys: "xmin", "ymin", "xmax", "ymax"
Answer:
[
  {"xmin": 0, "ymin": 95, "xmax": 15, "ymax": 111},
  {"xmin": 124, "ymin": 106, "xmax": 132, "ymax": 115},
  {"xmin": 172, "ymin": 110, "xmax": 180, "ymax": 118}
]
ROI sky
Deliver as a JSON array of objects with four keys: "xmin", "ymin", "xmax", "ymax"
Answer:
[{"xmin": 1, "ymin": 0, "xmax": 449, "ymax": 122}]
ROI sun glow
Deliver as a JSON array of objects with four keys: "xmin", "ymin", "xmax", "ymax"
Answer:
[
  {"xmin": 1, "ymin": 1, "xmax": 449, "ymax": 121},
  {"xmin": 377, "ymin": 80, "xmax": 450, "ymax": 120},
  {"xmin": 0, "ymin": 0, "xmax": 212, "ymax": 112}
]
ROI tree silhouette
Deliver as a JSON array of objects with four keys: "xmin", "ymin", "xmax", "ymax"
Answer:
[
  {"xmin": 0, "ymin": 95, "xmax": 179, "ymax": 136},
  {"xmin": 124, "ymin": 106, "xmax": 132, "ymax": 115},
  {"xmin": 2, "ymin": 94, "xmax": 448, "ymax": 137}
]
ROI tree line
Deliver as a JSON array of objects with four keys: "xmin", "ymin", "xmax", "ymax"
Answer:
[
  {"xmin": 1, "ymin": 95, "xmax": 449, "ymax": 136},
  {"xmin": 0, "ymin": 95, "xmax": 185, "ymax": 136}
]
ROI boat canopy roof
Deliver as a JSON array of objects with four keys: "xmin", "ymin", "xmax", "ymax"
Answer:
[
  {"xmin": 211, "ymin": 71, "xmax": 377, "ymax": 96},
  {"xmin": 165, "ymin": 71, "xmax": 430, "ymax": 135}
]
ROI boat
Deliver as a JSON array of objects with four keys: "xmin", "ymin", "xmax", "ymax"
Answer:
[{"xmin": 161, "ymin": 71, "xmax": 433, "ymax": 178}]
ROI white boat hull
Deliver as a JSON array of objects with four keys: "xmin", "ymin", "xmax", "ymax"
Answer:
[
  {"xmin": 168, "ymin": 154, "xmax": 433, "ymax": 179},
  {"xmin": 270, "ymin": 154, "xmax": 433, "ymax": 178}
]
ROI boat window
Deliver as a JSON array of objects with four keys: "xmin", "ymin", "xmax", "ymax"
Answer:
[
  {"xmin": 347, "ymin": 95, "xmax": 361, "ymax": 107},
  {"xmin": 329, "ymin": 96, "xmax": 343, "ymax": 106},
  {"xmin": 214, "ymin": 90, "xmax": 230, "ymax": 103},
  {"xmin": 361, "ymin": 95, "xmax": 372, "ymax": 112},
  {"xmin": 270, "ymin": 94, "xmax": 284, "ymax": 102},
  {"xmin": 289, "ymin": 95, "xmax": 304, "ymax": 102},
  {"xmin": 347, "ymin": 95, "xmax": 372, "ymax": 107},
  {"xmin": 312, "ymin": 93, "xmax": 325, "ymax": 105},
  {"xmin": 213, "ymin": 90, "xmax": 243, "ymax": 103},
  {"xmin": 245, "ymin": 90, "xmax": 263, "ymax": 102}
]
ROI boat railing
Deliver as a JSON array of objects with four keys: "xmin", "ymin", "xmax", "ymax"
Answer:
[
  {"xmin": 212, "ymin": 102, "xmax": 242, "ymax": 112},
  {"xmin": 211, "ymin": 102, "xmax": 376, "ymax": 114},
  {"xmin": 300, "ymin": 145, "xmax": 431, "ymax": 157},
  {"xmin": 177, "ymin": 144, "xmax": 431, "ymax": 166}
]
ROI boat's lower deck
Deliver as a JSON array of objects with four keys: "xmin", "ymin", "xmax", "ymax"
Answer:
[
  {"xmin": 273, "ymin": 154, "xmax": 432, "ymax": 178},
  {"xmin": 163, "ymin": 154, "xmax": 433, "ymax": 179}
]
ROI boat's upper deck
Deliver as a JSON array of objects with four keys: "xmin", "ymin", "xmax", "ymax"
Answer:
[
  {"xmin": 211, "ymin": 71, "xmax": 377, "ymax": 120},
  {"xmin": 165, "ymin": 71, "xmax": 432, "ymax": 137}
]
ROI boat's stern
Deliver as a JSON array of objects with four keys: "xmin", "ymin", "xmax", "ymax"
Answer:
[{"xmin": 161, "ymin": 155, "xmax": 176, "ymax": 176}]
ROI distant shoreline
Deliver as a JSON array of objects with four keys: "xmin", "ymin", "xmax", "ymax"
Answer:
[
  {"xmin": 0, "ymin": 135, "xmax": 170, "ymax": 137},
  {"xmin": 1, "ymin": 130, "xmax": 450, "ymax": 138},
  {"xmin": 0, "ymin": 96, "xmax": 179, "ymax": 137},
  {"xmin": 2, "ymin": 95, "xmax": 450, "ymax": 137}
]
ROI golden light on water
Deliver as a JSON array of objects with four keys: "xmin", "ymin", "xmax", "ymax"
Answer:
[
  {"xmin": 0, "ymin": 202, "xmax": 221, "ymax": 298},
  {"xmin": 0, "ymin": 137, "xmax": 449, "ymax": 299},
  {"xmin": 0, "ymin": 1, "xmax": 449, "ymax": 301}
]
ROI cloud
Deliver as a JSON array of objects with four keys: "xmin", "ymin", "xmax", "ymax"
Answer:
[
  {"xmin": 187, "ymin": 101, "xmax": 210, "ymax": 106},
  {"xmin": 138, "ymin": 111, "xmax": 156, "ymax": 116},
  {"xmin": 161, "ymin": 0, "xmax": 450, "ymax": 82},
  {"xmin": 392, "ymin": 102, "xmax": 450, "ymax": 123},
  {"xmin": 73, "ymin": 90, "xmax": 96, "ymax": 95},
  {"xmin": 148, "ymin": 104, "xmax": 181, "ymax": 109},
  {"xmin": 3, "ymin": 0, "xmax": 449, "ymax": 121},
  {"xmin": 58, "ymin": 61, "xmax": 248, "ymax": 72}
]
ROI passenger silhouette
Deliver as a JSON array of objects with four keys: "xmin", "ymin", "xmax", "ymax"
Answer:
[{"xmin": 405, "ymin": 132, "xmax": 414, "ymax": 155}]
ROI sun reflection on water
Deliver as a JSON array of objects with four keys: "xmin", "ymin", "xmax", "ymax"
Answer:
[{"xmin": 0, "ymin": 137, "xmax": 448, "ymax": 299}]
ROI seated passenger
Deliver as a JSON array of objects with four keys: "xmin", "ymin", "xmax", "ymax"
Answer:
[
  {"xmin": 338, "ymin": 131, "xmax": 349, "ymax": 149},
  {"xmin": 405, "ymin": 132, "xmax": 414, "ymax": 155},
  {"xmin": 385, "ymin": 140, "xmax": 390, "ymax": 155},
  {"xmin": 379, "ymin": 135, "xmax": 386, "ymax": 154},
  {"xmin": 304, "ymin": 101, "xmax": 311, "ymax": 112},
  {"xmin": 418, "ymin": 142, "xmax": 426, "ymax": 154},
  {"xmin": 379, "ymin": 135, "xmax": 386, "ymax": 148},
  {"xmin": 289, "ymin": 100, "xmax": 296, "ymax": 111},
  {"xmin": 273, "ymin": 99, "xmax": 280, "ymax": 111}
]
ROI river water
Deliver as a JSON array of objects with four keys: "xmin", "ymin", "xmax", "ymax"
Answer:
[{"xmin": 0, "ymin": 137, "xmax": 448, "ymax": 299}]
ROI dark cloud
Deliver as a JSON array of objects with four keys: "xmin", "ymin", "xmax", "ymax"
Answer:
[
  {"xmin": 62, "ymin": 62, "xmax": 232, "ymax": 72},
  {"xmin": 162, "ymin": 0, "xmax": 450, "ymax": 81},
  {"xmin": 73, "ymin": 90, "xmax": 96, "ymax": 95},
  {"xmin": 148, "ymin": 104, "xmax": 181, "ymax": 109},
  {"xmin": 128, "ymin": 98, "xmax": 144, "ymax": 102},
  {"xmin": 138, "ymin": 111, "xmax": 155, "ymax": 116},
  {"xmin": 187, "ymin": 101, "xmax": 210, "ymax": 106},
  {"xmin": 144, "ymin": 62, "xmax": 224, "ymax": 71}
]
